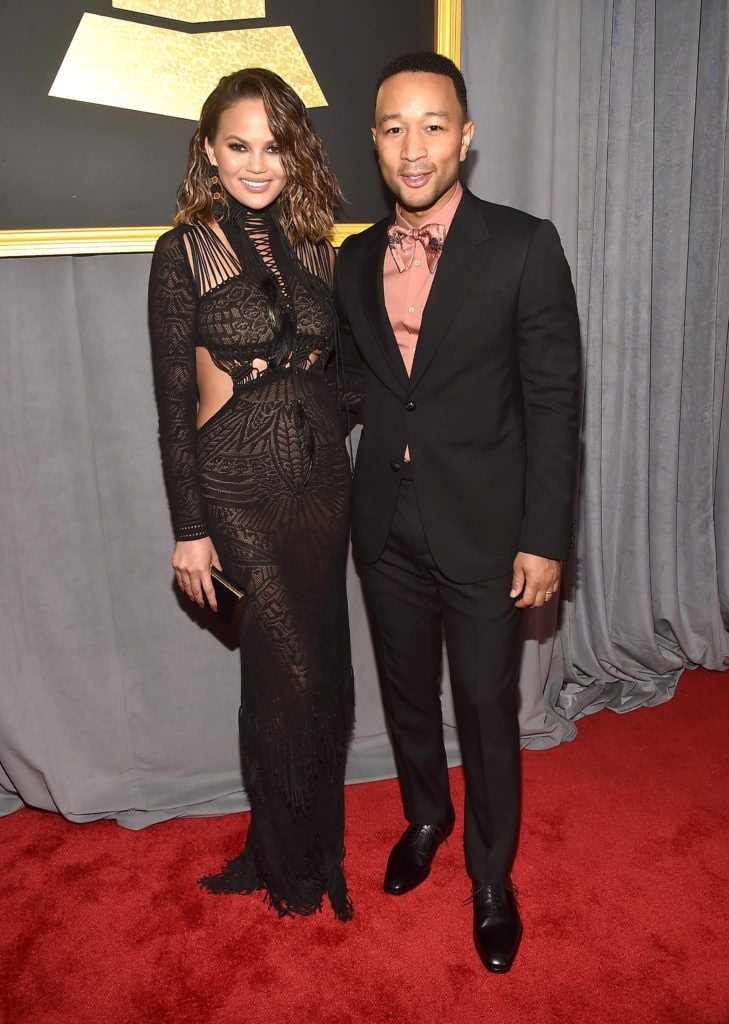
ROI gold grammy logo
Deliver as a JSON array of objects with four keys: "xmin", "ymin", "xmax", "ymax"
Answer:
[{"xmin": 49, "ymin": 0, "xmax": 327, "ymax": 121}]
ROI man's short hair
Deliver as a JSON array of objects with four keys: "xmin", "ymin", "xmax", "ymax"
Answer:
[{"xmin": 376, "ymin": 52, "xmax": 468, "ymax": 117}]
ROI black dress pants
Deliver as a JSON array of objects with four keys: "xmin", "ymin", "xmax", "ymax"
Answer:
[{"xmin": 358, "ymin": 468, "xmax": 522, "ymax": 882}]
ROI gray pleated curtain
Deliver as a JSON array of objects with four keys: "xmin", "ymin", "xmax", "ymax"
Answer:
[
  {"xmin": 463, "ymin": 0, "xmax": 729, "ymax": 728},
  {"xmin": 560, "ymin": 0, "xmax": 729, "ymax": 713},
  {"xmin": 1, "ymin": 0, "xmax": 727, "ymax": 827}
]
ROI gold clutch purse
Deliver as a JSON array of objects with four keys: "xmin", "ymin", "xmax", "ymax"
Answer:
[{"xmin": 208, "ymin": 567, "xmax": 246, "ymax": 628}]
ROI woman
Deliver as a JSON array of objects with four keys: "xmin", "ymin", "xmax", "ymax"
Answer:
[{"xmin": 148, "ymin": 69, "xmax": 355, "ymax": 920}]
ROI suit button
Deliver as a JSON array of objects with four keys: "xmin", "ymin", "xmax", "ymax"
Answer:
[
  {"xmin": 390, "ymin": 460, "xmax": 401, "ymax": 472},
  {"xmin": 405, "ymin": 400, "xmax": 416, "ymax": 411}
]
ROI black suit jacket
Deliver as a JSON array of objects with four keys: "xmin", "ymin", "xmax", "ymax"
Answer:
[{"xmin": 335, "ymin": 187, "xmax": 581, "ymax": 583}]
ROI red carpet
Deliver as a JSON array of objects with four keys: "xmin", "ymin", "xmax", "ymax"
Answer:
[{"xmin": 2, "ymin": 667, "xmax": 728, "ymax": 1024}]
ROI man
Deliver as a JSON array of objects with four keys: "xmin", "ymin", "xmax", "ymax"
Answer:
[{"xmin": 335, "ymin": 52, "xmax": 580, "ymax": 972}]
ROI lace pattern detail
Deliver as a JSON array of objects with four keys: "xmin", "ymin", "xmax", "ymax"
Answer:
[
  {"xmin": 148, "ymin": 205, "xmax": 336, "ymax": 536},
  {"xmin": 149, "ymin": 202, "xmax": 353, "ymax": 919}
]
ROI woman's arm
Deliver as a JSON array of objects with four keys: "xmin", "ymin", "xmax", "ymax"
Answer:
[{"xmin": 148, "ymin": 230, "xmax": 220, "ymax": 608}]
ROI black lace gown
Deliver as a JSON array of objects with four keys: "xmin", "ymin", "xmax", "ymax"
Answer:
[{"xmin": 148, "ymin": 203, "xmax": 355, "ymax": 920}]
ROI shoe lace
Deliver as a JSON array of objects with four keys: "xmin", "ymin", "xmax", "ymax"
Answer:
[
  {"xmin": 402, "ymin": 822, "xmax": 449, "ymax": 851},
  {"xmin": 464, "ymin": 882, "xmax": 518, "ymax": 907}
]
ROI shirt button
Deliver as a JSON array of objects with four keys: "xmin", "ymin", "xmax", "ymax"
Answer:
[
  {"xmin": 405, "ymin": 400, "xmax": 416, "ymax": 411},
  {"xmin": 414, "ymin": 259, "xmax": 421, "ymax": 267},
  {"xmin": 390, "ymin": 460, "xmax": 401, "ymax": 472},
  {"xmin": 408, "ymin": 306, "xmax": 415, "ymax": 313}
]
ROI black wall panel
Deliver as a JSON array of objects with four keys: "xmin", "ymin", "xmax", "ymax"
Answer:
[{"xmin": 0, "ymin": 0, "xmax": 433, "ymax": 229}]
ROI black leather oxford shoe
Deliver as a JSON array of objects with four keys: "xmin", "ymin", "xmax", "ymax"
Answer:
[
  {"xmin": 472, "ymin": 881, "xmax": 523, "ymax": 973},
  {"xmin": 383, "ymin": 818, "xmax": 455, "ymax": 895}
]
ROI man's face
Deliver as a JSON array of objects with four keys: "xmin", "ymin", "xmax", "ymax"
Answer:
[{"xmin": 372, "ymin": 71, "xmax": 474, "ymax": 225}]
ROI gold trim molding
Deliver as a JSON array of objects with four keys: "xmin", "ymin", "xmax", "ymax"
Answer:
[
  {"xmin": 327, "ymin": 224, "xmax": 371, "ymax": 249},
  {"xmin": 1, "ymin": 3, "xmax": 461, "ymax": 257},
  {"xmin": 0, "ymin": 224, "xmax": 373, "ymax": 257},
  {"xmin": 0, "ymin": 227, "xmax": 171, "ymax": 258},
  {"xmin": 435, "ymin": 0, "xmax": 462, "ymax": 66}
]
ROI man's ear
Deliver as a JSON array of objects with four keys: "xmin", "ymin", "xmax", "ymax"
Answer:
[{"xmin": 460, "ymin": 120, "xmax": 475, "ymax": 160}]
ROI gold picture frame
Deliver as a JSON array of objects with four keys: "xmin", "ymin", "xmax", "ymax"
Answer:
[{"xmin": 0, "ymin": 0, "xmax": 461, "ymax": 258}]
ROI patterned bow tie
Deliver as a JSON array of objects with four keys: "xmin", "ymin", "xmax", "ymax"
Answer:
[{"xmin": 387, "ymin": 222, "xmax": 446, "ymax": 274}]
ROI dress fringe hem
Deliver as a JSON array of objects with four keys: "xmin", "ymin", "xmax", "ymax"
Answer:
[{"xmin": 198, "ymin": 850, "xmax": 353, "ymax": 922}]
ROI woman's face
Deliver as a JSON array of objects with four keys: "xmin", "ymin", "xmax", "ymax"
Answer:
[{"xmin": 204, "ymin": 97, "xmax": 287, "ymax": 209}]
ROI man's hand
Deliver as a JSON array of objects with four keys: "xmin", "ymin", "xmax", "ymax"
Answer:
[{"xmin": 510, "ymin": 552, "xmax": 561, "ymax": 608}]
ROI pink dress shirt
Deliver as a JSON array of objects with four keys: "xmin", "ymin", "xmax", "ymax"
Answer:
[{"xmin": 383, "ymin": 181, "xmax": 463, "ymax": 459}]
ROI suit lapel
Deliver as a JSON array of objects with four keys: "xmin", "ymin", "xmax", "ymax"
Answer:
[
  {"xmin": 408, "ymin": 189, "xmax": 491, "ymax": 392},
  {"xmin": 359, "ymin": 222, "xmax": 410, "ymax": 393}
]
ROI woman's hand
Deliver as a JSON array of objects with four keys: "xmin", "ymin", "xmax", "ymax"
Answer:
[{"xmin": 172, "ymin": 538, "xmax": 222, "ymax": 610}]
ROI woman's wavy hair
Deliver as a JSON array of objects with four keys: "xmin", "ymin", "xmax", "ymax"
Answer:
[{"xmin": 174, "ymin": 68, "xmax": 342, "ymax": 243}]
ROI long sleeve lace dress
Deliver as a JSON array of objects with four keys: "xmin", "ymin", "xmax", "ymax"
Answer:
[{"xmin": 148, "ymin": 201, "xmax": 355, "ymax": 920}]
